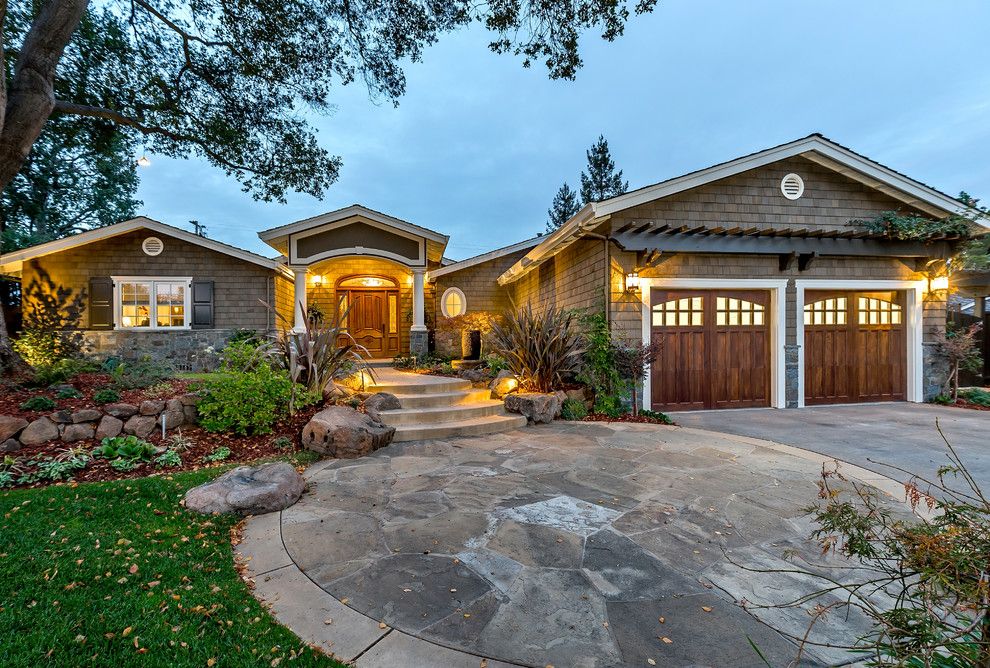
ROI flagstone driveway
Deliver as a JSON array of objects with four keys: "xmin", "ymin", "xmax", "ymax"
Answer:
[{"xmin": 239, "ymin": 423, "xmax": 914, "ymax": 667}]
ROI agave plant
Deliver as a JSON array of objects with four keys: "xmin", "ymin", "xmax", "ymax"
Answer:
[
  {"xmin": 490, "ymin": 304, "xmax": 584, "ymax": 393},
  {"xmin": 268, "ymin": 299, "xmax": 372, "ymax": 403}
]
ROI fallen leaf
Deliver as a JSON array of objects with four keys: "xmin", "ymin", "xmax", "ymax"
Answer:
[
  {"xmin": 340, "ymin": 597, "xmax": 349, "ymax": 604},
  {"xmin": 323, "ymin": 619, "xmax": 333, "ymax": 625},
  {"xmin": 128, "ymin": 564, "xmax": 138, "ymax": 574},
  {"xmin": 661, "ymin": 637, "xmax": 673, "ymax": 644},
  {"xmin": 207, "ymin": 658, "xmax": 216, "ymax": 666},
  {"xmin": 122, "ymin": 627, "xmax": 133, "ymax": 637},
  {"xmin": 658, "ymin": 616, "xmax": 665, "ymax": 624},
  {"xmin": 702, "ymin": 606, "xmax": 713, "ymax": 612},
  {"xmin": 378, "ymin": 622, "xmax": 387, "ymax": 629},
  {"xmin": 648, "ymin": 660, "xmax": 657, "ymax": 666}
]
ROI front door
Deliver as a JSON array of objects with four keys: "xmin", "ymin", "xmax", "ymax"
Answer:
[{"xmin": 339, "ymin": 289, "xmax": 400, "ymax": 357}]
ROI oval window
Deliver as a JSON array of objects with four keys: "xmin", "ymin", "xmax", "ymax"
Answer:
[{"xmin": 441, "ymin": 287, "xmax": 466, "ymax": 317}]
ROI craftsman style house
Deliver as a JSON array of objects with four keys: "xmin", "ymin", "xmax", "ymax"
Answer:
[{"xmin": 2, "ymin": 135, "xmax": 984, "ymax": 410}]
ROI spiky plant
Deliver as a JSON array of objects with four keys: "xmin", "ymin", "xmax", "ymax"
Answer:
[{"xmin": 490, "ymin": 304, "xmax": 584, "ymax": 393}]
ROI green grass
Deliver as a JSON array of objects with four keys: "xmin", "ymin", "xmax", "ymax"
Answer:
[
  {"xmin": 175, "ymin": 371, "xmax": 223, "ymax": 382},
  {"xmin": 0, "ymin": 465, "xmax": 345, "ymax": 668}
]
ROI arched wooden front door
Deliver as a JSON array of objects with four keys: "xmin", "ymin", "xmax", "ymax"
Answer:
[{"xmin": 336, "ymin": 278, "xmax": 400, "ymax": 357}]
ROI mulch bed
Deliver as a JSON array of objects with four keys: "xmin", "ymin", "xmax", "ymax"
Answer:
[
  {"xmin": 0, "ymin": 373, "xmax": 197, "ymax": 419},
  {"xmin": 940, "ymin": 398, "xmax": 990, "ymax": 411},
  {"xmin": 582, "ymin": 413, "xmax": 676, "ymax": 425}
]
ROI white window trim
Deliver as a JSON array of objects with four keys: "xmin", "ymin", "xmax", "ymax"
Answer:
[
  {"xmin": 794, "ymin": 279, "xmax": 925, "ymax": 407},
  {"xmin": 440, "ymin": 287, "xmax": 467, "ymax": 318},
  {"xmin": 638, "ymin": 278, "xmax": 788, "ymax": 410},
  {"xmin": 111, "ymin": 276, "xmax": 193, "ymax": 331}
]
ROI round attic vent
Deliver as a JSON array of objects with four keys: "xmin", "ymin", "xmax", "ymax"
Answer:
[
  {"xmin": 142, "ymin": 236, "xmax": 164, "ymax": 256},
  {"xmin": 780, "ymin": 173, "xmax": 805, "ymax": 200}
]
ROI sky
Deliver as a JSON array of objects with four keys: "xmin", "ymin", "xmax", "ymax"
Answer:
[{"xmin": 134, "ymin": 0, "xmax": 990, "ymax": 261}]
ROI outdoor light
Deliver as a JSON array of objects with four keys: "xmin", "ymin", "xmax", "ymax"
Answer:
[
  {"xmin": 928, "ymin": 275, "xmax": 949, "ymax": 293},
  {"xmin": 310, "ymin": 274, "xmax": 325, "ymax": 287},
  {"xmin": 136, "ymin": 155, "xmax": 151, "ymax": 167},
  {"xmin": 625, "ymin": 271, "xmax": 641, "ymax": 293}
]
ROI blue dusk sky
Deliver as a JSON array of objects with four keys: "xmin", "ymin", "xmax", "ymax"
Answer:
[{"xmin": 134, "ymin": 0, "xmax": 990, "ymax": 260}]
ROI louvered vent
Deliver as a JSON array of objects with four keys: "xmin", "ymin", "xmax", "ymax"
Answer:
[
  {"xmin": 142, "ymin": 236, "xmax": 164, "ymax": 256},
  {"xmin": 780, "ymin": 173, "xmax": 805, "ymax": 200}
]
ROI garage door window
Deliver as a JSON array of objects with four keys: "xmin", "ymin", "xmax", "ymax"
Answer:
[
  {"xmin": 652, "ymin": 296, "xmax": 703, "ymax": 327},
  {"xmin": 716, "ymin": 296, "xmax": 765, "ymax": 326},
  {"xmin": 804, "ymin": 297, "xmax": 847, "ymax": 326},
  {"xmin": 858, "ymin": 296, "xmax": 901, "ymax": 325}
]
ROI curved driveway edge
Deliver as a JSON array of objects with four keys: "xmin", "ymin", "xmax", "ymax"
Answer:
[{"xmin": 234, "ymin": 424, "xmax": 917, "ymax": 668}]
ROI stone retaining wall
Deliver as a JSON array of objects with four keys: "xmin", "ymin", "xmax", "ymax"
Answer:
[
  {"xmin": 0, "ymin": 394, "xmax": 200, "ymax": 453},
  {"xmin": 81, "ymin": 329, "xmax": 240, "ymax": 371}
]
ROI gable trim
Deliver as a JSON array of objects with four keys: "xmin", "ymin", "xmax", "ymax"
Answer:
[
  {"xmin": 428, "ymin": 236, "xmax": 542, "ymax": 281},
  {"xmin": 258, "ymin": 204, "xmax": 449, "ymax": 245},
  {"xmin": 289, "ymin": 216, "xmax": 427, "ymax": 267}
]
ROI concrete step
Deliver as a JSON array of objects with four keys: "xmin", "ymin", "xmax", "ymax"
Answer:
[
  {"xmin": 368, "ymin": 378, "xmax": 472, "ymax": 395},
  {"xmin": 391, "ymin": 412, "xmax": 528, "ymax": 442},
  {"xmin": 378, "ymin": 400, "xmax": 506, "ymax": 425},
  {"xmin": 391, "ymin": 389, "xmax": 492, "ymax": 409}
]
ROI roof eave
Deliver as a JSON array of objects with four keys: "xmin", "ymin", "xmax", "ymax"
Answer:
[{"xmin": 496, "ymin": 204, "xmax": 598, "ymax": 286}]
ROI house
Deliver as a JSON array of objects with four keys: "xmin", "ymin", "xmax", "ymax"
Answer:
[{"xmin": 1, "ymin": 134, "xmax": 984, "ymax": 410}]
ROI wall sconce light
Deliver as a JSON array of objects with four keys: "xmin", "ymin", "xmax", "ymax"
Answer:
[
  {"xmin": 927, "ymin": 275, "xmax": 949, "ymax": 293},
  {"xmin": 310, "ymin": 274, "xmax": 325, "ymax": 288},
  {"xmin": 625, "ymin": 271, "xmax": 641, "ymax": 294}
]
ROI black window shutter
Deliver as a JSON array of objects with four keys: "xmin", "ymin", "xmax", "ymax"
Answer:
[
  {"xmin": 88, "ymin": 277, "xmax": 114, "ymax": 330},
  {"xmin": 191, "ymin": 280, "xmax": 214, "ymax": 329}
]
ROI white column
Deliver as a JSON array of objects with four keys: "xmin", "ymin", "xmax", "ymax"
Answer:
[
  {"xmin": 411, "ymin": 268, "xmax": 426, "ymax": 332},
  {"xmin": 292, "ymin": 268, "xmax": 307, "ymax": 332}
]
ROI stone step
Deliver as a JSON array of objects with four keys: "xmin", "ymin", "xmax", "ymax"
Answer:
[
  {"xmin": 368, "ymin": 378, "xmax": 472, "ymax": 395},
  {"xmin": 391, "ymin": 412, "xmax": 527, "ymax": 442},
  {"xmin": 390, "ymin": 389, "xmax": 492, "ymax": 409},
  {"xmin": 378, "ymin": 400, "xmax": 506, "ymax": 426}
]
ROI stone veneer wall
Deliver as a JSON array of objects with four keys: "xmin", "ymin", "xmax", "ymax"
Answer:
[{"xmin": 81, "ymin": 329, "xmax": 236, "ymax": 371}]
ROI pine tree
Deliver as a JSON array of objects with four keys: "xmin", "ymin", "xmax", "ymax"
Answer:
[
  {"xmin": 546, "ymin": 182, "xmax": 582, "ymax": 233},
  {"xmin": 579, "ymin": 135, "xmax": 628, "ymax": 204}
]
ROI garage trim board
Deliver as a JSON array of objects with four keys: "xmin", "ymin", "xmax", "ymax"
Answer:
[
  {"xmin": 795, "ymin": 279, "xmax": 925, "ymax": 407},
  {"xmin": 639, "ymin": 279, "xmax": 788, "ymax": 411}
]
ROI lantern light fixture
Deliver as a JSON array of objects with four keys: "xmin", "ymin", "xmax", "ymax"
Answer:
[{"xmin": 625, "ymin": 271, "xmax": 641, "ymax": 293}]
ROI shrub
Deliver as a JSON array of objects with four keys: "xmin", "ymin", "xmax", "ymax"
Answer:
[
  {"xmin": 20, "ymin": 395, "xmax": 56, "ymax": 411},
  {"xmin": 92, "ymin": 387, "xmax": 120, "ymax": 404},
  {"xmin": 55, "ymin": 386, "xmax": 82, "ymax": 399},
  {"xmin": 228, "ymin": 328, "xmax": 264, "ymax": 345},
  {"xmin": 391, "ymin": 355, "xmax": 418, "ymax": 370},
  {"xmin": 559, "ymin": 398, "xmax": 588, "ymax": 421},
  {"xmin": 12, "ymin": 262, "xmax": 85, "ymax": 368},
  {"xmin": 30, "ymin": 358, "xmax": 100, "ymax": 387},
  {"xmin": 577, "ymin": 312, "xmax": 621, "ymax": 400},
  {"xmin": 638, "ymin": 408, "xmax": 673, "ymax": 424},
  {"xmin": 593, "ymin": 394, "xmax": 626, "ymax": 418},
  {"xmin": 109, "ymin": 356, "xmax": 175, "ymax": 389},
  {"xmin": 612, "ymin": 340, "xmax": 661, "ymax": 417},
  {"xmin": 272, "ymin": 436, "xmax": 293, "ymax": 450},
  {"xmin": 490, "ymin": 304, "xmax": 584, "ymax": 393},
  {"xmin": 933, "ymin": 322, "xmax": 983, "ymax": 400},
  {"xmin": 203, "ymin": 446, "xmax": 231, "ymax": 463},
  {"xmin": 154, "ymin": 449, "xmax": 182, "ymax": 468},
  {"xmin": 197, "ymin": 366, "xmax": 317, "ymax": 435},
  {"xmin": 959, "ymin": 387, "xmax": 990, "ymax": 407},
  {"xmin": 219, "ymin": 339, "xmax": 279, "ymax": 373},
  {"xmin": 92, "ymin": 435, "xmax": 155, "ymax": 463},
  {"xmin": 25, "ymin": 447, "xmax": 90, "ymax": 482},
  {"xmin": 480, "ymin": 353, "xmax": 510, "ymax": 374}
]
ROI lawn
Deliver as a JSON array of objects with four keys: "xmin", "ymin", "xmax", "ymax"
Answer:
[{"xmin": 0, "ymin": 464, "xmax": 346, "ymax": 668}]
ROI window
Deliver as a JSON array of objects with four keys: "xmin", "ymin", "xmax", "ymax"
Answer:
[
  {"xmin": 716, "ymin": 296, "xmax": 765, "ymax": 327},
  {"xmin": 804, "ymin": 297, "xmax": 848, "ymax": 326},
  {"xmin": 858, "ymin": 295, "xmax": 901, "ymax": 326},
  {"xmin": 441, "ymin": 287, "xmax": 466, "ymax": 317},
  {"xmin": 652, "ymin": 296, "xmax": 703, "ymax": 327},
  {"xmin": 113, "ymin": 277, "xmax": 191, "ymax": 329}
]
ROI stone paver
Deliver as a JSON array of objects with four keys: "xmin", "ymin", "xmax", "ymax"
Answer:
[{"xmin": 242, "ymin": 422, "xmax": 918, "ymax": 667}]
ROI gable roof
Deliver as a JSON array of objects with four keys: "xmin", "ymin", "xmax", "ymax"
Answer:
[
  {"xmin": 427, "ymin": 236, "xmax": 542, "ymax": 281},
  {"xmin": 0, "ymin": 216, "xmax": 292, "ymax": 278},
  {"xmin": 497, "ymin": 134, "xmax": 989, "ymax": 285},
  {"xmin": 257, "ymin": 204, "xmax": 449, "ymax": 247}
]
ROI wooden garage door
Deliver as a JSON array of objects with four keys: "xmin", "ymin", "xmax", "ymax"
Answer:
[
  {"xmin": 803, "ymin": 291, "xmax": 906, "ymax": 405},
  {"xmin": 650, "ymin": 289, "xmax": 771, "ymax": 411}
]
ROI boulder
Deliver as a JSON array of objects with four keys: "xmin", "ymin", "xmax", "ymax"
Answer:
[
  {"xmin": 504, "ymin": 392, "xmax": 561, "ymax": 425},
  {"xmin": 1, "ymin": 438, "xmax": 21, "ymax": 453},
  {"xmin": 302, "ymin": 406, "xmax": 395, "ymax": 459},
  {"xmin": 458, "ymin": 368, "xmax": 489, "ymax": 384},
  {"xmin": 157, "ymin": 399, "xmax": 185, "ymax": 431},
  {"xmin": 20, "ymin": 417, "xmax": 60, "ymax": 445},
  {"xmin": 553, "ymin": 390, "xmax": 568, "ymax": 417},
  {"xmin": 322, "ymin": 381, "xmax": 353, "ymax": 402},
  {"xmin": 95, "ymin": 415, "xmax": 124, "ymax": 440},
  {"xmin": 71, "ymin": 409, "xmax": 103, "ymax": 423},
  {"xmin": 178, "ymin": 392, "xmax": 200, "ymax": 406},
  {"xmin": 105, "ymin": 403, "xmax": 139, "ymax": 419},
  {"xmin": 490, "ymin": 370, "xmax": 519, "ymax": 399},
  {"xmin": 182, "ymin": 405, "xmax": 199, "ymax": 424},
  {"xmin": 62, "ymin": 422, "xmax": 95, "ymax": 442},
  {"xmin": 49, "ymin": 409, "xmax": 73, "ymax": 424},
  {"xmin": 124, "ymin": 414, "xmax": 157, "ymax": 439},
  {"xmin": 363, "ymin": 392, "xmax": 401, "ymax": 422},
  {"xmin": 0, "ymin": 415, "xmax": 28, "ymax": 442},
  {"xmin": 184, "ymin": 462, "xmax": 305, "ymax": 515},
  {"xmin": 139, "ymin": 400, "xmax": 166, "ymax": 416}
]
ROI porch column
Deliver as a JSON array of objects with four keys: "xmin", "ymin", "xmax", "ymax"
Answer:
[
  {"xmin": 292, "ymin": 268, "xmax": 307, "ymax": 332},
  {"xmin": 410, "ymin": 268, "xmax": 428, "ymax": 355}
]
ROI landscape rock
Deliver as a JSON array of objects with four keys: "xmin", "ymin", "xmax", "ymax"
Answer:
[
  {"xmin": 302, "ymin": 406, "xmax": 395, "ymax": 459},
  {"xmin": 182, "ymin": 405, "xmax": 199, "ymax": 424},
  {"xmin": 71, "ymin": 409, "xmax": 103, "ymax": 423},
  {"xmin": 363, "ymin": 392, "xmax": 401, "ymax": 422},
  {"xmin": 104, "ymin": 403, "xmax": 139, "ymax": 419},
  {"xmin": 458, "ymin": 368, "xmax": 489, "ymax": 384},
  {"xmin": 1, "ymin": 438, "xmax": 21, "ymax": 453},
  {"xmin": 49, "ymin": 410, "xmax": 73, "ymax": 424},
  {"xmin": 62, "ymin": 422, "xmax": 95, "ymax": 442},
  {"xmin": 322, "ymin": 381, "xmax": 353, "ymax": 402},
  {"xmin": 124, "ymin": 414, "xmax": 157, "ymax": 439},
  {"xmin": 178, "ymin": 392, "xmax": 200, "ymax": 406},
  {"xmin": 490, "ymin": 370, "xmax": 519, "ymax": 399},
  {"xmin": 20, "ymin": 417, "xmax": 60, "ymax": 445},
  {"xmin": 504, "ymin": 392, "xmax": 561, "ymax": 425},
  {"xmin": 158, "ymin": 399, "xmax": 185, "ymax": 431},
  {"xmin": 553, "ymin": 390, "xmax": 568, "ymax": 417},
  {"xmin": 0, "ymin": 415, "xmax": 28, "ymax": 442},
  {"xmin": 95, "ymin": 415, "xmax": 124, "ymax": 440},
  {"xmin": 51, "ymin": 384, "xmax": 76, "ymax": 396},
  {"xmin": 184, "ymin": 462, "xmax": 305, "ymax": 515},
  {"xmin": 139, "ymin": 400, "xmax": 166, "ymax": 416}
]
